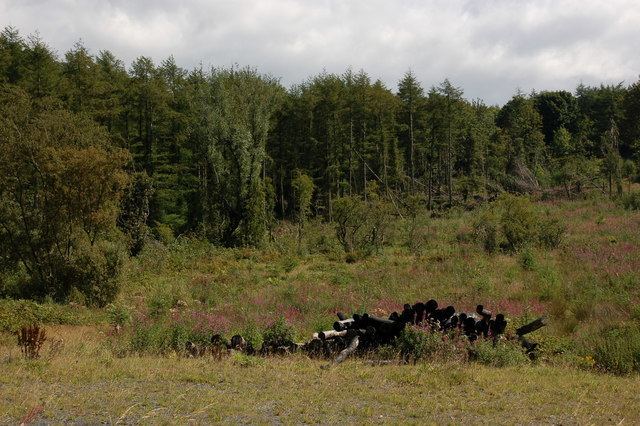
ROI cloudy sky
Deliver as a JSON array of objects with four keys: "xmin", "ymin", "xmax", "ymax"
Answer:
[{"xmin": 1, "ymin": 0, "xmax": 639, "ymax": 104}]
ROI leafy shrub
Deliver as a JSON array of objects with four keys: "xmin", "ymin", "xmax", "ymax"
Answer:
[
  {"xmin": 261, "ymin": 316, "xmax": 296, "ymax": 348},
  {"xmin": 240, "ymin": 322, "xmax": 264, "ymax": 351},
  {"xmin": 620, "ymin": 191, "xmax": 640, "ymax": 210},
  {"xmin": 538, "ymin": 217, "xmax": 565, "ymax": 249},
  {"xmin": 396, "ymin": 326, "xmax": 444, "ymax": 362},
  {"xmin": 519, "ymin": 248, "xmax": 536, "ymax": 271},
  {"xmin": 591, "ymin": 325, "xmax": 640, "ymax": 375},
  {"xmin": 0, "ymin": 299, "xmax": 96, "ymax": 332},
  {"xmin": 128, "ymin": 313, "xmax": 212, "ymax": 354},
  {"xmin": 106, "ymin": 302, "xmax": 131, "ymax": 327},
  {"xmin": 0, "ymin": 95, "xmax": 130, "ymax": 306},
  {"xmin": 473, "ymin": 340, "xmax": 529, "ymax": 367},
  {"xmin": 473, "ymin": 194, "xmax": 564, "ymax": 253},
  {"xmin": 117, "ymin": 172, "xmax": 153, "ymax": 256},
  {"xmin": 333, "ymin": 196, "xmax": 392, "ymax": 259},
  {"xmin": 500, "ymin": 195, "xmax": 539, "ymax": 250}
]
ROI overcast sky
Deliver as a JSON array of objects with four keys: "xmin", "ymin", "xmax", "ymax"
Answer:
[{"xmin": 1, "ymin": 0, "xmax": 639, "ymax": 105}]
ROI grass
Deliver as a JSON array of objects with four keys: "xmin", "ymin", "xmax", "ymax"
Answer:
[
  {"xmin": 2, "ymin": 194, "xmax": 640, "ymax": 422},
  {"xmin": 1, "ymin": 326, "xmax": 639, "ymax": 424}
]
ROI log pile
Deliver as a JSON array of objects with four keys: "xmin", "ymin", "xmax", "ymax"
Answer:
[
  {"xmin": 189, "ymin": 299, "xmax": 547, "ymax": 365},
  {"xmin": 306, "ymin": 299, "xmax": 546, "ymax": 364}
]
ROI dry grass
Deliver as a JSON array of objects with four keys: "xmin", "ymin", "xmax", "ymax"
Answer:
[{"xmin": 1, "ymin": 326, "xmax": 639, "ymax": 424}]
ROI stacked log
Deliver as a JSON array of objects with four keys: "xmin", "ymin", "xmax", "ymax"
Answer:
[
  {"xmin": 198, "ymin": 299, "xmax": 547, "ymax": 364},
  {"xmin": 311, "ymin": 299, "xmax": 547, "ymax": 364}
]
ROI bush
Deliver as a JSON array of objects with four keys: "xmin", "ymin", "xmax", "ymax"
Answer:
[
  {"xmin": 473, "ymin": 340, "xmax": 529, "ymax": 367},
  {"xmin": 396, "ymin": 326, "xmax": 444, "ymax": 362},
  {"xmin": 519, "ymin": 249, "xmax": 536, "ymax": 271},
  {"xmin": 473, "ymin": 194, "xmax": 564, "ymax": 253},
  {"xmin": 333, "ymin": 196, "xmax": 392, "ymax": 259},
  {"xmin": 591, "ymin": 325, "xmax": 640, "ymax": 375},
  {"xmin": 0, "ymin": 96, "xmax": 130, "ymax": 306},
  {"xmin": 117, "ymin": 172, "xmax": 153, "ymax": 256},
  {"xmin": 500, "ymin": 195, "xmax": 539, "ymax": 251},
  {"xmin": 261, "ymin": 316, "xmax": 296, "ymax": 349},
  {"xmin": 106, "ymin": 302, "xmax": 131, "ymax": 327},
  {"xmin": 128, "ymin": 312, "xmax": 213, "ymax": 355},
  {"xmin": 538, "ymin": 216, "xmax": 565, "ymax": 249},
  {"xmin": 620, "ymin": 191, "xmax": 640, "ymax": 210},
  {"xmin": 0, "ymin": 299, "xmax": 97, "ymax": 332}
]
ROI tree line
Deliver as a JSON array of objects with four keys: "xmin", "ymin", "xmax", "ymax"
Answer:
[{"xmin": 1, "ymin": 27, "xmax": 639, "ymax": 303}]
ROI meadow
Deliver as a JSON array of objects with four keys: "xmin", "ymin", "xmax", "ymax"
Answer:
[{"xmin": 2, "ymin": 193, "xmax": 640, "ymax": 423}]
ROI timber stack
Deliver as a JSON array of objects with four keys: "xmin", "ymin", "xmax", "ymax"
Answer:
[
  {"xmin": 187, "ymin": 299, "xmax": 547, "ymax": 365},
  {"xmin": 307, "ymin": 299, "xmax": 546, "ymax": 365}
]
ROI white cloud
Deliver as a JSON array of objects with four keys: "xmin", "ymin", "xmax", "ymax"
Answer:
[{"xmin": 1, "ymin": 0, "xmax": 639, "ymax": 104}]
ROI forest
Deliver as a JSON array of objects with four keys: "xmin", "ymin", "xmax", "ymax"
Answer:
[{"xmin": 1, "ymin": 25, "xmax": 639, "ymax": 306}]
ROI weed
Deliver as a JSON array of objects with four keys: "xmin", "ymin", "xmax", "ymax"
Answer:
[
  {"xmin": 17, "ymin": 325, "xmax": 46, "ymax": 359},
  {"xmin": 472, "ymin": 340, "xmax": 529, "ymax": 367},
  {"xmin": 590, "ymin": 325, "xmax": 640, "ymax": 375}
]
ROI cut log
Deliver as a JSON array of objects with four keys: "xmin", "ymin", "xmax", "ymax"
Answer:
[
  {"xmin": 333, "ymin": 335, "xmax": 360, "ymax": 364},
  {"xmin": 319, "ymin": 329, "xmax": 348, "ymax": 340},
  {"xmin": 515, "ymin": 317, "xmax": 547, "ymax": 336},
  {"xmin": 336, "ymin": 312, "xmax": 348, "ymax": 321},
  {"xmin": 333, "ymin": 318, "xmax": 355, "ymax": 331}
]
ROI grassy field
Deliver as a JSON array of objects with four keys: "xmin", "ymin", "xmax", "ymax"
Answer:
[
  {"xmin": 1, "ymin": 326, "xmax": 639, "ymax": 424},
  {"xmin": 2, "ymin": 194, "xmax": 640, "ymax": 423}
]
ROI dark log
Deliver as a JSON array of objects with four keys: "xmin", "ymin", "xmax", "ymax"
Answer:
[
  {"xmin": 520, "ymin": 337, "xmax": 538, "ymax": 352},
  {"xmin": 476, "ymin": 304, "xmax": 492, "ymax": 320},
  {"xmin": 336, "ymin": 312, "xmax": 348, "ymax": 321},
  {"xmin": 515, "ymin": 317, "xmax": 547, "ymax": 336},
  {"xmin": 443, "ymin": 315, "xmax": 458, "ymax": 330},
  {"xmin": 211, "ymin": 334, "xmax": 229, "ymax": 348},
  {"xmin": 361, "ymin": 313, "xmax": 405, "ymax": 336},
  {"xmin": 412, "ymin": 302, "xmax": 426, "ymax": 324},
  {"xmin": 304, "ymin": 338, "xmax": 324, "ymax": 357},
  {"xmin": 490, "ymin": 314, "xmax": 507, "ymax": 336},
  {"xmin": 462, "ymin": 316, "xmax": 476, "ymax": 335},
  {"xmin": 425, "ymin": 299, "xmax": 438, "ymax": 316},
  {"xmin": 458, "ymin": 312, "xmax": 467, "ymax": 327},
  {"xmin": 230, "ymin": 334, "xmax": 246, "ymax": 349},
  {"xmin": 475, "ymin": 319, "xmax": 489, "ymax": 338},
  {"xmin": 400, "ymin": 304, "xmax": 415, "ymax": 324},
  {"xmin": 434, "ymin": 306, "xmax": 455, "ymax": 323}
]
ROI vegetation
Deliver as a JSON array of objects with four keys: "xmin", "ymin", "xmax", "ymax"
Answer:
[{"xmin": 1, "ymin": 25, "xmax": 640, "ymax": 422}]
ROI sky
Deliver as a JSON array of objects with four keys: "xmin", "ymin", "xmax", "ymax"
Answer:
[{"xmin": 1, "ymin": 0, "xmax": 639, "ymax": 105}]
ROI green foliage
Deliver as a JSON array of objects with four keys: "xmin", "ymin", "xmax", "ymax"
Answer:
[
  {"xmin": 118, "ymin": 172, "xmax": 153, "ymax": 256},
  {"xmin": 106, "ymin": 302, "xmax": 131, "ymax": 327},
  {"xmin": 538, "ymin": 216, "xmax": 565, "ymax": 249},
  {"xmin": 195, "ymin": 67, "xmax": 284, "ymax": 247},
  {"xmin": 473, "ymin": 195, "xmax": 564, "ymax": 253},
  {"xmin": 128, "ymin": 313, "xmax": 211, "ymax": 355},
  {"xmin": 333, "ymin": 196, "xmax": 392, "ymax": 258},
  {"xmin": 0, "ymin": 87, "xmax": 130, "ymax": 305},
  {"xmin": 396, "ymin": 327, "xmax": 444, "ymax": 362},
  {"xmin": 0, "ymin": 299, "xmax": 97, "ymax": 332},
  {"xmin": 261, "ymin": 316, "xmax": 296, "ymax": 348},
  {"xmin": 519, "ymin": 248, "xmax": 536, "ymax": 271},
  {"xmin": 291, "ymin": 171, "xmax": 314, "ymax": 224},
  {"xmin": 473, "ymin": 340, "xmax": 529, "ymax": 367},
  {"xmin": 620, "ymin": 191, "xmax": 640, "ymax": 210},
  {"xmin": 590, "ymin": 325, "xmax": 640, "ymax": 375}
]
